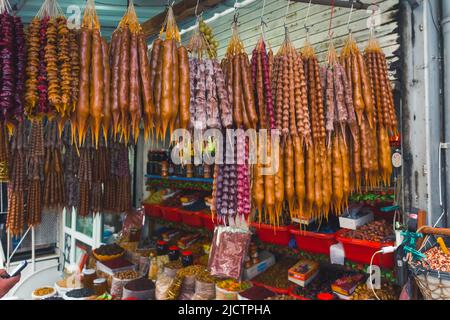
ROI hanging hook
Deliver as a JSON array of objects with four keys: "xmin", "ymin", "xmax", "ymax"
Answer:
[
  {"xmin": 259, "ymin": 0, "xmax": 267, "ymax": 25},
  {"xmin": 369, "ymin": 2, "xmax": 378, "ymax": 38},
  {"xmin": 283, "ymin": 0, "xmax": 290, "ymax": 28},
  {"xmin": 194, "ymin": 0, "xmax": 201, "ymax": 18},
  {"xmin": 232, "ymin": 0, "xmax": 240, "ymax": 26},
  {"xmin": 303, "ymin": 0, "xmax": 312, "ymax": 41},
  {"xmin": 347, "ymin": 0, "xmax": 354, "ymax": 36},
  {"xmin": 327, "ymin": 0, "xmax": 335, "ymax": 41}
]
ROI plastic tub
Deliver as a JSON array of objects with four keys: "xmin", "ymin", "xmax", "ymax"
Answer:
[
  {"xmin": 290, "ymin": 228, "xmax": 337, "ymax": 255},
  {"xmin": 161, "ymin": 207, "xmax": 182, "ymax": 223},
  {"xmin": 180, "ymin": 210, "xmax": 203, "ymax": 228},
  {"xmin": 335, "ymin": 229, "xmax": 395, "ymax": 269},
  {"xmin": 143, "ymin": 204, "xmax": 163, "ymax": 218},
  {"xmin": 251, "ymin": 223, "xmax": 291, "ymax": 246}
]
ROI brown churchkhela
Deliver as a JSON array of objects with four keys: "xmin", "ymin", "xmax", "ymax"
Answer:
[{"xmin": 149, "ymin": 6, "xmax": 190, "ymax": 141}]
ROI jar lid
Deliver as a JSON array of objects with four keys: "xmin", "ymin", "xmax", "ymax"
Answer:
[
  {"xmin": 93, "ymin": 278, "xmax": 106, "ymax": 284},
  {"xmin": 83, "ymin": 269, "xmax": 96, "ymax": 275},
  {"xmin": 317, "ymin": 293, "xmax": 334, "ymax": 300},
  {"xmin": 168, "ymin": 246, "xmax": 179, "ymax": 251},
  {"xmin": 181, "ymin": 251, "xmax": 192, "ymax": 256}
]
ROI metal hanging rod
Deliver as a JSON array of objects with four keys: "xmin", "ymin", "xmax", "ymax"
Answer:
[{"xmin": 291, "ymin": 0, "xmax": 370, "ymax": 10}]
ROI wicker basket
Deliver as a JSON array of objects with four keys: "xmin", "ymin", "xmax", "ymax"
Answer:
[{"xmin": 408, "ymin": 228, "xmax": 450, "ymax": 300}]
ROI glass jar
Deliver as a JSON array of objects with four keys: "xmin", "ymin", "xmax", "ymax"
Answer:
[
  {"xmin": 181, "ymin": 251, "xmax": 194, "ymax": 267},
  {"xmin": 82, "ymin": 269, "xmax": 96, "ymax": 290},
  {"xmin": 186, "ymin": 164, "xmax": 194, "ymax": 178},
  {"xmin": 93, "ymin": 278, "xmax": 108, "ymax": 296},
  {"xmin": 148, "ymin": 252, "xmax": 159, "ymax": 281},
  {"xmin": 161, "ymin": 161, "xmax": 169, "ymax": 177},
  {"xmin": 156, "ymin": 240, "xmax": 168, "ymax": 256},
  {"xmin": 168, "ymin": 246, "xmax": 180, "ymax": 261}
]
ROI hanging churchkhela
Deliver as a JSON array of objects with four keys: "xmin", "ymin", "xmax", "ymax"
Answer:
[
  {"xmin": 73, "ymin": 0, "xmax": 106, "ymax": 147},
  {"xmin": 221, "ymin": 23, "xmax": 258, "ymax": 130},
  {"xmin": 211, "ymin": 21, "xmax": 255, "ymax": 225},
  {"xmin": 300, "ymin": 39, "xmax": 327, "ymax": 221},
  {"xmin": 187, "ymin": 18, "xmax": 232, "ymax": 131},
  {"xmin": 364, "ymin": 34, "xmax": 396, "ymax": 186},
  {"xmin": 6, "ymin": 123, "xmax": 27, "ymax": 237},
  {"xmin": 63, "ymin": 125, "xmax": 79, "ymax": 212},
  {"xmin": 24, "ymin": 0, "xmax": 79, "ymax": 134},
  {"xmin": 321, "ymin": 40, "xmax": 356, "ymax": 215},
  {"xmin": 27, "ymin": 119, "xmax": 45, "ymax": 226},
  {"xmin": 43, "ymin": 120, "xmax": 65, "ymax": 210},
  {"xmin": 109, "ymin": 0, "xmax": 154, "ymax": 143},
  {"xmin": 149, "ymin": 5, "xmax": 190, "ymax": 141},
  {"xmin": 341, "ymin": 35, "xmax": 378, "ymax": 190},
  {"xmin": 0, "ymin": 2, "xmax": 26, "ymax": 181},
  {"xmin": 1, "ymin": 4, "xmax": 26, "ymax": 128}
]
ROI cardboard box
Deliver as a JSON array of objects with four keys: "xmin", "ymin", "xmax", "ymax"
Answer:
[
  {"xmin": 96, "ymin": 258, "xmax": 136, "ymax": 276},
  {"xmin": 243, "ymin": 251, "xmax": 275, "ymax": 280},
  {"xmin": 288, "ymin": 259, "xmax": 319, "ymax": 287},
  {"xmin": 339, "ymin": 211, "xmax": 373, "ymax": 230},
  {"xmin": 331, "ymin": 273, "xmax": 365, "ymax": 296}
]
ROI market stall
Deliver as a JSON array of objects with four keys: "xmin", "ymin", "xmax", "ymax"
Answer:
[{"xmin": 0, "ymin": 0, "xmax": 448, "ymax": 302}]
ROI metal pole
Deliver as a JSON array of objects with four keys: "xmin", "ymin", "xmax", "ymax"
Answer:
[
  {"xmin": 402, "ymin": 0, "xmax": 442, "ymax": 223},
  {"xmin": 442, "ymin": 0, "xmax": 450, "ymax": 228},
  {"xmin": 6, "ymin": 229, "xmax": 10, "ymax": 269},
  {"xmin": 31, "ymin": 226, "xmax": 36, "ymax": 272}
]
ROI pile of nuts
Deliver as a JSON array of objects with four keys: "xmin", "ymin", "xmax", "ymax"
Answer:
[
  {"xmin": 424, "ymin": 247, "xmax": 450, "ymax": 273},
  {"xmin": 351, "ymin": 283, "xmax": 398, "ymax": 300},
  {"xmin": 33, "ymin": 287, "xmax": 55, "ymax": 296},
  {"xmin": 341, "ymin": 220, "xmax": 393, "ymax": 242},
  {"xmin": 114, "ymin": 270, "xmax": 140, "ymax": 280}
]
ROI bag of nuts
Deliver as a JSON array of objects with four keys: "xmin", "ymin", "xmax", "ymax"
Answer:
[{"xmin": 111, "ymin": 270, "xmax": 141, "ymax": 299}]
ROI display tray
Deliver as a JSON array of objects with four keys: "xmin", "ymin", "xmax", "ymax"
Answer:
[
  {"xmin": 250, "ymin": 280, "xmax": 290, "ymax": 295},
  {"xmin": 160, "ymin": 206, "xmax": 182, "ymax": 223},
  {"xmin": 290, "ymin": 228, "xmax": 337, "ymax": 255},
  {"xmin": 287, "ymin": 286, "xmax": 311, "ymax": 300},
  {"xmin": 335, "ymin": 229, "xmax": 395, "ymax": 269},
  {"xmin": 179, "ymin": 209, "xmax": 204, "ymax": 228},
  {"xmin": 143, "ymin": 203, "xmax": 163, "ymax": 218},
  {"xmin": 251, "ymin": 223, "xmax": 292, "ymax": 246},
  {"xmin": 198, "ymin": 212, "xmax": 216, "ymax": 231}
]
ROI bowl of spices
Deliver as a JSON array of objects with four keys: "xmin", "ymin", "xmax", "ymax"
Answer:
[
  {"xmin": 93, "ymin": 243, "xmax": 125, "ymax": 262},
  {"xmin": 63, "ymin": 288, "xmax": 96, "ymax": 300},
  {"xmin": 32, "ymin": 286, "xmax": 56, "ymax": 300},
  {"xmin": 122, "ymin": 278, "xmax": 156, "ymax": 300}
]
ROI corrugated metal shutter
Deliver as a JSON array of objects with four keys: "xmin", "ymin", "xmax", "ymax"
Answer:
[{"xmin": 181, "ymin": 0, "xmax": 399, "ymax": 81}]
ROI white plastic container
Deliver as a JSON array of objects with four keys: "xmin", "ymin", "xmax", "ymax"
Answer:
[{"xmin": 243, "ymin": 251, "xmax": 275, "ymax": 280}]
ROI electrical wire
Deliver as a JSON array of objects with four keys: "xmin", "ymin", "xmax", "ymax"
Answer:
[
  {"xmin": 369, "ymin": 250, "xmax": 383, "ymax": 300},
  {"xmin": 427, "ymin": 0, "xmax": 440, "ymax": 34}
]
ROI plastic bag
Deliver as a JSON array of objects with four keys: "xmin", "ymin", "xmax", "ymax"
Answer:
[
  {"xmin": 208, "ymin": 226, "xmax": 251, "ymax": 280},
  {"xmin": 191, "ymin": 279, "xmax": 216, "ymax": 300},
  {"xmin": 111, "ymin": 276, "xmax": 140, "ymax": 299},
  {"xmin": 155, "ymin": 271, "xmax": 175, "ymax": 300}
]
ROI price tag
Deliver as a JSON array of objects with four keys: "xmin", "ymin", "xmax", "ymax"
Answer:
[{"xmin": 392, "ymin": 152, "xmax": 402, "ymax": 168}]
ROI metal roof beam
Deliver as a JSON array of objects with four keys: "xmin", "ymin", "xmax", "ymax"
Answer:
[{"xmin": 291, "ymin": 0, "xmax": 370, "ymax": 10}]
